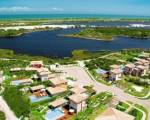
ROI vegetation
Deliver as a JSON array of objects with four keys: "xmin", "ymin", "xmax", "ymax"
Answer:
[
  {"xmin": 3, "ymin": 86, "xmax": 30, "ymax": 117},
  {"xmin": 72, "ymin": 50, "xmax": 111, "ymax": 60},
  {"xmin": 85, "ymin": 58, "xmax": 121, "ymax": 70},
  {"xmin": 0, "ymin": 111, "xmax": 6, "ymax": 120},
  {"xmin": 66, "ymin": 27, "xmax": 150, "ymax": 41}
]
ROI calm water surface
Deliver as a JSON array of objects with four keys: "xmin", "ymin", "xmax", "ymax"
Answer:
[{"xmin": 0, "ymin": 28, "xmax": 150, "ymax": 57}]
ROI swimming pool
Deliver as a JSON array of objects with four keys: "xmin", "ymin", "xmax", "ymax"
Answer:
[
  {"xmin": 29, "ymin": 95, "xmax": 50, "ymax": 103},
  {"xmin": 12, "ymin": 80, "xmax": 23, "ymax": 85},
  {"xmin": 45, "ymin": 108, "xmax": 64, "ymax": 120}
]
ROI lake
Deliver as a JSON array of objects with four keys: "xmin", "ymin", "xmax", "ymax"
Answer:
[{"xmin": 0, "ymin": 28, "xmax": 150, "ymax": 58}]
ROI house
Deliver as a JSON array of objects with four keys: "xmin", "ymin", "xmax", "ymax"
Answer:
[
  {"xmin": 46, "ymin": 87, "xmax": 67, "ymax": 96},
  {"xmin": 30, "ymin": 85, "xmax": 45, "ymax": 92},
  {"xmin": 68, "ymin": 94, "xmax": 88, "ymax": 113},
  {"xmin": 37, "ymin": 68, "xmax": 50, "ymax": 81},
  {"xmin": 49, "ymin": 98, "xmax": 68, "ymax": 108},
  {"xmin": 109, "ymin": 69, "xmax": 123, "ymax": 81},
  {"xmin": 136, "ymin": 65, "xmax": 147, "ymax": 76},
  {"xmin": 70, "ymin": 86, "xmax": 87, "ymax": 94},
  {"xmin": 95, "ymin": 107, "xmax": 135, "ymax": 120},
  {"xmin": 38, "ymin": 71, "xmax": 50, "ymax": 81},
  {"xmin": 50, "ymin": 77, "xmax": 67, "ymax": 87},
  {"xmin": 30, "ymin": 61, "xmax": 43, "ymax": 68},
  {"xmin": 124, "ymin": 64, "xmax": 135, "ymax": 75}
]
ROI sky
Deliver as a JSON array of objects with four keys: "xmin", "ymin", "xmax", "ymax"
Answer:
[{"xmin": 0, "ymin": 0, "xmax": 150, "ymax": 16}]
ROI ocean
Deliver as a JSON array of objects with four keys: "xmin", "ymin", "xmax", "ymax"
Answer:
[{"xmin": 0, "ymin": 14, "xmax": 150, "ymax": 20}]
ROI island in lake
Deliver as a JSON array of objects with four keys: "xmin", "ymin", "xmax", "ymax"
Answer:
[{"xmin": 64, "ymin": 27, "xmax": 150, "ymax": 41}]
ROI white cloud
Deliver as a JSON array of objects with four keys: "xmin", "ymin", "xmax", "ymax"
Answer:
[
  {"xmin": 0, "ymin": 6, "xmax": 64, "ymax": 12},
  {"xmin": 51, "ymin": 7, "xmax": 64, "ymax": 12},
  {"xmin": 0, "ymin": 6, "xmax": 30, "ymax": 12}
]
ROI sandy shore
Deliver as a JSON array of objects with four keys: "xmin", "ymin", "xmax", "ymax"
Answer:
[{"xmin": 0, "ymin": 25, "xmax": 76, "ymax": 30}]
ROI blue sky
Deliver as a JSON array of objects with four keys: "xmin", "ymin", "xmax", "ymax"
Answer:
[{"xmin": 0, "ymin": 0, "xmax": 150, "ymax": 16}]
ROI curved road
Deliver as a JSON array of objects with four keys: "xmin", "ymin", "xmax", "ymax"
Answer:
[{"xmin": 62, "ymin": 66, "xmax": 150, "ymax": 119}]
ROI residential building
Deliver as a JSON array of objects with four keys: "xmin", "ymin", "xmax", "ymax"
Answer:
[
  {"xmin": 50, "ymin": 77, "xmax": 67, "ymax": 87},
  {"xmin": 70, "ymin": 86, "xmax": 87, "ymax": 94},
  {"xmin": 30, "ymin": 85, "xmax": 45, "ymax": 92},
  {"xmin": 109, "ymin": 69, "xmax": 123, "ymax": 81},
  {"xmin": 68, "ymin": 94, "xmax": 88, "ymax": 113},
  {"xmin": 124, "ymin": 64, "xmax": 135, "ymax": 75},
  {"xmin": 30, "ymin": 61, "xmax": 43, "ymax": 68},
  {"xmin": 95, "ymin": 107, "xmax": 135, "ymax": 120},
  {"xmin": 49, "ymin": 98, "xmax": 68, "ymax": 108},
  {"xmin": 46, "ymin": 87, "xmax": 67, "ymax": 96}
]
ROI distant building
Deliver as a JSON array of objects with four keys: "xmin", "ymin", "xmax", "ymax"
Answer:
[
  {"xmin": 49, "ymin": 63, "xmax": 62, "ymax": 72},
  {"xmin": 68, "ymin": 94, "xmax": 88, "ymax": 113},
  {"xmin": 95, "ymin": 107, "xmax": 135, "ymax": 120},
  {"xmin": 30, "ymin": 61, "xmax": 43, "ymax": 68}
]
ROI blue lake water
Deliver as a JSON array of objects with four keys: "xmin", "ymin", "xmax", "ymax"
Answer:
[{"xmin": 0, "ymin": 28, "xmax": 150, "ymax": 57}]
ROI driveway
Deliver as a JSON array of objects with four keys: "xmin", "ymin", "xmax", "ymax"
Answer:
[{"xmin": 62, "ymin": 66, "xmax": 150, "ymax": 119}]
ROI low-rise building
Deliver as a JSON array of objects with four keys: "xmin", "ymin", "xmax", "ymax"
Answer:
[
  {"xmin": 30, "ymin": 85, "xmax": 45, "ymax": 92},
  {"xmin": 46, "ymin": 87, "xmax": 67, "ymax": 96},
  {"xmin": 124, "ymin": 64, "xmax": 135, "ymax": 75},
  {"xmin": 68, "ymin": 94, "xmax": 88, "ymax": 113},
  {"xmin": 109, "ymin": 69, "xmax": 123, "ymax": 81},
  {"xmin": 49, "ymin": 98, "xmax": 68, "ymax": 108},
  {"xmin": 50, "ymin": 77, "xmax": 67, "ymax": 87},
  {"xmin": 95, "ymin": 107, "xmax": 135, "ymax": 120},
  {"xmin": 136, "ymin": 65, "xmax": 147, "ymax": 76},
  {"xmin": 30, "ymin": 61, "xmax": 43, "ymax": 68},
  {"xmin": 70, "ymin": 86, "xmax": 87, "ymax": 94}
]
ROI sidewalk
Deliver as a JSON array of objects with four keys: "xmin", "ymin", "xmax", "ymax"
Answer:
[{"xmin": 0, "ymin": 96, "xmax": 18, "ymax": 120}]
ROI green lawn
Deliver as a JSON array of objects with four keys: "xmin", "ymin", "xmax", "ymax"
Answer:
[{"xmin": 0, "ymin": 111, "xmax": 6, "ymax": 120}]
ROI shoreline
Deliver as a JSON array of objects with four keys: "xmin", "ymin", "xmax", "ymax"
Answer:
[{"xmin": 0, "ymin": 25, "xmax": 75, "ymax": 31}]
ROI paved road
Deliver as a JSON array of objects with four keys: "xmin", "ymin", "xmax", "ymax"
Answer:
[
  {"xmin": 62, "ymin": 66, "xmax": 150, "ymax": 119},
  {"xmin": 0, "ymin": 97, "xmax": 18, "ymax": 120}
]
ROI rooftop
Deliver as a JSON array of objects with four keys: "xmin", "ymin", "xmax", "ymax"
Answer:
[
  {"xmin": 69, "ymin": 94, "xmax": 88, "ymax": 104},
  {"xmin": 49, "ymin": 98, "xmax": 68, "ymax": 108},
  {"xmin": 70, "ymin": 86, "xmax": 87, "ymax": 94},
  {"xmin": 95, "ymin": 107, "xmax": 135, "ymax": 120},
  {"xmin": 50, "ymin": 77, "xmax": 67, "ymax": 86},
  {"xmin": 125, "ymin": 64, "xmax": 135, "ymax": 68},
  {"xmin": 30, "ymin": 85, "xmax": 45, "ymax": 91},
  {"xmin": 30, "ymin": 61, "xmax": 43, "ymax": 65},
  {"xmin": 110, "ymin": 69, "xmax": 122, "ymax": 74},
  {"xmin": 136, "ymin": 65, "xmax": 147, "ymax": 70},
  {"xmin": 110, "ymin": 65, "xmax": 120, "ymax": 69},
  {"xmin": 46, "ymin": 87, "xmax": 67, "ymax": 95}
]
